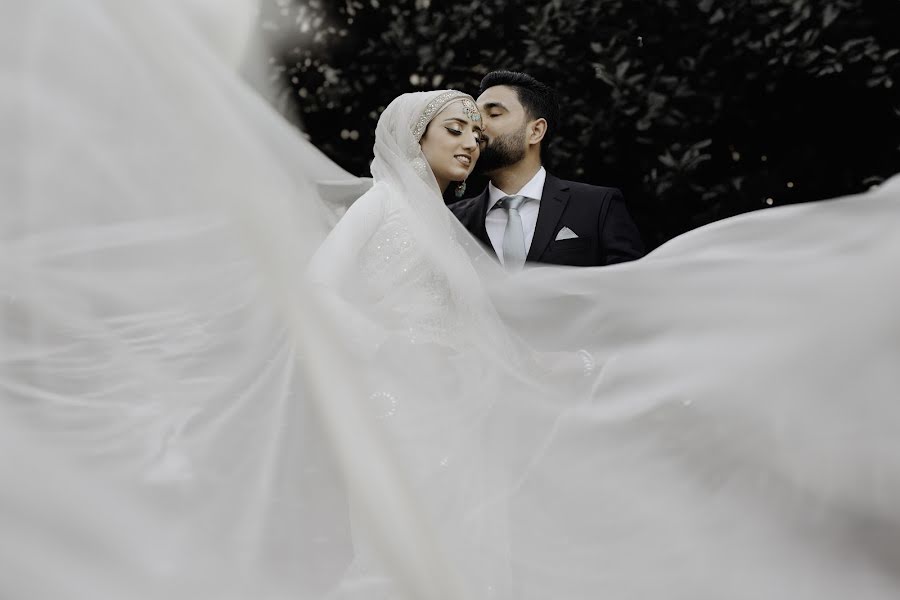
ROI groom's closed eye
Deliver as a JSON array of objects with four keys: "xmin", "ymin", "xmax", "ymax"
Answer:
[{"xmin": 479, "ymin": 102, "xmax": 506, "ymax": 119}]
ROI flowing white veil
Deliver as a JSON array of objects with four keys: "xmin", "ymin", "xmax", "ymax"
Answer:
[
  {"xmin": 1, "ymin": 1, "xmax": 467, "ymax": 598},
  {"xmin": 3, "ymin": 1, "xmax": 900, "ymax": 599}
]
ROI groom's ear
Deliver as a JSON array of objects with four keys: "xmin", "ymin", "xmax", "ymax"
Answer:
[{"xmin": 527, "ymin": 118, "xmax": 548, "ymax": 147}]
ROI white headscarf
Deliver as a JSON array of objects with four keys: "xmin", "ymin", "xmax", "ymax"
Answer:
[{"xmin": 372, "ymin": 90, "xmax": 475, "ymax": 234}]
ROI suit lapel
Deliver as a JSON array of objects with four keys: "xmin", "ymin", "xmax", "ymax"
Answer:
[{"xmin": 527, "ymin": 175, "xmax": 570, "ymax": 261}]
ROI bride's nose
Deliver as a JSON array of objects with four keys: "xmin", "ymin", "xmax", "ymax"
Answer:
[{"xmin": 461, "ymin": 134, "xmax": 478, "ymax": 151}]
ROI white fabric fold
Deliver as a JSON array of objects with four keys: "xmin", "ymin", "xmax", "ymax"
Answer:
[{"xmin": 3, "ymin": 1, "xmax": 900, "ymax": 599}]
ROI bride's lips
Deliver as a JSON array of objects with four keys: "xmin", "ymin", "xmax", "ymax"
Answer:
[{"xmin": 454, "ymin": 154, "xmax": 471, "ymax": 167}]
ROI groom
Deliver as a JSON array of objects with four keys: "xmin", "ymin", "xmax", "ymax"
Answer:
[{"xmin": 450, "ymin": 71, "xmax": 645, "ymax": 268}]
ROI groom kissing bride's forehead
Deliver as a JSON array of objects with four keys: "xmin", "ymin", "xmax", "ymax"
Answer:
[{"xmin": 450, "ymin": 70, "xmax": 646, "ymax": 269}]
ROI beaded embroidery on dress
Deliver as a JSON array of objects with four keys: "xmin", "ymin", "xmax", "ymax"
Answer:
[{"xmin": 358, "ymin": 211, "xmax": 461, "ymax": 345}]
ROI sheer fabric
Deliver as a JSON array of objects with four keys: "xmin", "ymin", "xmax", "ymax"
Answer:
[{"xmin": 3, "ymin": 1, "xmax": 900, "ymax": 599}]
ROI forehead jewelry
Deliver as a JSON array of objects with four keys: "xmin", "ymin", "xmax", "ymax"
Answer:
[
  {"xmin": 412, "ymin": 90, "xmax": 466, "ymax": 141},
  {"xmin": 460, "ymin": 98, "xmax": 481, "ymax": 122}
]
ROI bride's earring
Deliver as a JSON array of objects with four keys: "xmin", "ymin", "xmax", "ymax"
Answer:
[{"xmin": 455, "ymin": 180, "xmax": 467, "ymax": 198}]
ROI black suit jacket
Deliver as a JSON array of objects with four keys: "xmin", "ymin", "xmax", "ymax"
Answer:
[{"xmin": 449, "ymin": 174, "xmax": 645, "ymax": 266}]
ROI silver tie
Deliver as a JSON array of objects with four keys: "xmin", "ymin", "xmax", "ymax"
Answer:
[{"xmin": 498, "ymin": 195, "xmax": 529, "ymax": 271}]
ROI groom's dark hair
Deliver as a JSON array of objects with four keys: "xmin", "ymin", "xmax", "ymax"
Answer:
[{"xmin": 478, "ymin": 70, "xmax": 559, "ymax": 154}]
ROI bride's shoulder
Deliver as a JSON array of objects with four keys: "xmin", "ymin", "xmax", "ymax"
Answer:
[
  {"xmin": 351, "ymin": 180, "xmax": 410, "ymax": 217},
  {"xmin": 353, "ymin": 180, "xmax": 391, "ymax": 203},
  {"xmin": 341, "ymin": 181, "xmax": 390, "ymax": 218}
]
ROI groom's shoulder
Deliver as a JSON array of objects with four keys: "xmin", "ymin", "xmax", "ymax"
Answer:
[
  {"xmin": 447, "ymin": 190, "xmax": 485, "ymax": 216},
  {"xmin": 549, "ymin": 173, "xmax": 622, "ymax": 201}
]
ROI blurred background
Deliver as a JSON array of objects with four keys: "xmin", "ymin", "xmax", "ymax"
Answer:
[{"xmin": 257, "ymin": 0, "xmax": 900, "ymax": 249}]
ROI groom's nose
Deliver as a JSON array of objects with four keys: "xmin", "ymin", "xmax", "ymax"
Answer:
[{"xmin": 477, "ymin": 107, "xmax": 491, "ymax": 132}]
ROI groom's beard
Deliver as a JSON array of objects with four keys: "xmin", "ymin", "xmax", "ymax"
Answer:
[{"xmin": 475, "ymin": 127, "xmax": 527, "ymax": 174}]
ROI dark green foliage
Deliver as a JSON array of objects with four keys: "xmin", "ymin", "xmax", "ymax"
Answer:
[{"xmin": 265, "ymin": 0, "xmax": 899, "ymax": 247}]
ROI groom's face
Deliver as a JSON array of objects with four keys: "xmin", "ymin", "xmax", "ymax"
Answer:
[{"xmin": 475, "ymin": 85, "xmax": 528, "ymax": 173}]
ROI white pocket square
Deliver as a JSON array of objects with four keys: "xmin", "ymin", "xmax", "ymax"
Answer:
[{"xmin": 555, "ymin": 227, "xmax": 579, "ymax": 241}]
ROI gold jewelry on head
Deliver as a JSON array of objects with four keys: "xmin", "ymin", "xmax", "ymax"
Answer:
[
  {"xmin": 460, "ymin": 98, "xmax": 481, "ymax": 122},
  {"xmin": 411, "ymin": 90, "xmax": 469, "ymax": 141}
]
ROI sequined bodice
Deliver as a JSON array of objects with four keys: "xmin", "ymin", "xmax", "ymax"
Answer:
[{"xmin": 359, "ymin": 212, "xmax": 458, "ymax": 344}]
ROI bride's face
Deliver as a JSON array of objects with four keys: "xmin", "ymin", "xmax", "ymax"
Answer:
[{"xmin": 419, "ymin": 100, "xmax": 484, "ymax": 192}]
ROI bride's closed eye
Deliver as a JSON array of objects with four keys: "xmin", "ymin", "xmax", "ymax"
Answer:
[{"xmin": 444, "ymin": 126, "xmax": 482, "ymax": 146}]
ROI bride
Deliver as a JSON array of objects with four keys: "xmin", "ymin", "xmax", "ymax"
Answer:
[{"xmin": 3, "ymin": 1, "xmax": 900, "ymax": 599}]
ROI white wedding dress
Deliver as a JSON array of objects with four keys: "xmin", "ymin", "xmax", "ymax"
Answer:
[{"xmin": 3, "ymin": 1, "xmax": 900, "ymax": 599}]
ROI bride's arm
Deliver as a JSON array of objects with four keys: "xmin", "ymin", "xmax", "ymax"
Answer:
[{"xmin": 306, "ymin": 185, "xmax": 389, "ymax": 356}]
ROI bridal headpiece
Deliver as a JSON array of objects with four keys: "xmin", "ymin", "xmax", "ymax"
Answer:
[{"xmin": 411, "ymin": 90, "xmax": 476, "ymax": 142}]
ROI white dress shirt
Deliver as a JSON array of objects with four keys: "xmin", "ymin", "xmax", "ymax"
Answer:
[{"xmin": 485, "ymin": 166, "xmax": 546, "ymax": 265}]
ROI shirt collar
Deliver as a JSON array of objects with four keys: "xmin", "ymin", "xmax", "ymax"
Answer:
[{"xmin": 487, "ymin": 166, "xmax": 546, "ymax": 211}]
